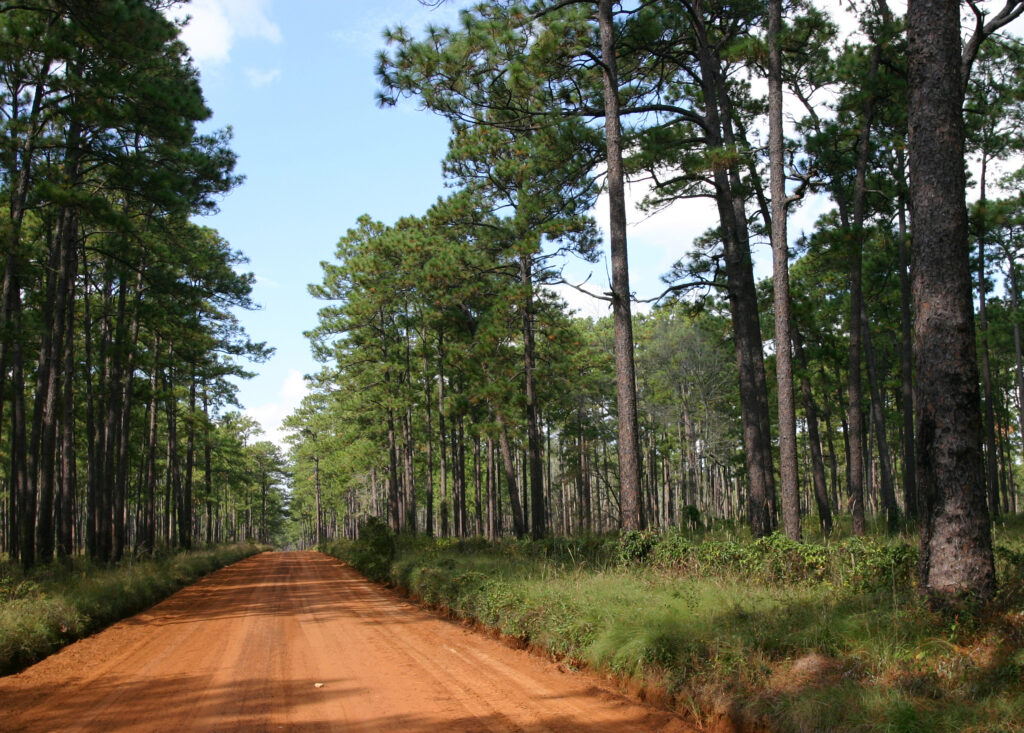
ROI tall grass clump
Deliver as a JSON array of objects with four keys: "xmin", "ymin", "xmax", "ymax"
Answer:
[
  {"xmin": 0, "ymin": 542, "xmax": 262, "ymax": 675},
  {"xmin": 322, "ymin": 521, "xmax": 1024, "ymax": 732}
]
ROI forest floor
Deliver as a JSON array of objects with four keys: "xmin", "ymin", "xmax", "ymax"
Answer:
[{"xmin": 0, "ymin": 551, "xmax": 693, "ymax": 732}]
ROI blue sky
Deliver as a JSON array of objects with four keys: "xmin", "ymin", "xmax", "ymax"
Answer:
[
  {"xmin": 170, "ymin": 0, "xmax": 1011, "ymax": 447},
  {"xmin": 172, "ymin": 1, "xmax": 475, "ymax": 443}
]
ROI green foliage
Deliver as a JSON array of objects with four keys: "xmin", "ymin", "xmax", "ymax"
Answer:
[
  {"xmin": 631, "ymin": 530, "xmax": 918, "ymax": 593},
  {"xmin": 321, "ymin": 518, "xmax": 396, "ymax": 582},
  {"xmin": 0, "ymin": 544, "xmax": 262, "ymax": 675}
]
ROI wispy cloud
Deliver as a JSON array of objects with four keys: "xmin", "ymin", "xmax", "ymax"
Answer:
[
  {"xmin": 254, "ymin": 273, "xmax": 281, "ymax": 289},
  {"xmin": 170, "ymin": 0, "xmax": 281, "ymax": 68},
  {"xmin": 245, "ymin": 68, "xmax": 282, "ymax": 88}
]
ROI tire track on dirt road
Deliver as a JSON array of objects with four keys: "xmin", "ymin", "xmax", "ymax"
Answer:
[{"xmin": 0, "ymin": 551, "xmax": 693, "ymax": 732}]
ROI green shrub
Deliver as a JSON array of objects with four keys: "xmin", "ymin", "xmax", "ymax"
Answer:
[{"xmin": 322, "ymin": 517, "xmax": 396, "ymax": 582}]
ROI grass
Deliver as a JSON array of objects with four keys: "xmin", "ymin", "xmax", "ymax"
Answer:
[
  {"xmin": 0, "ymin": 542, "xmax": 264, "ymax": 675},
  {"xmin": 323, "ymin": 517, "xmax": 1024, "ymax": 732}
]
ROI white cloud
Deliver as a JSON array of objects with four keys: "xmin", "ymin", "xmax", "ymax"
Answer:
[
  {"xmin": 170, "ymin": 0, "xmax": 281, "ymax": 68},
  {"xmin": 245, "ymin": 68, "xmax": 282, "ymax": 88},
  {"xmin": 244, "ymin": 369, "xmax": 308, "ymax": 449}
]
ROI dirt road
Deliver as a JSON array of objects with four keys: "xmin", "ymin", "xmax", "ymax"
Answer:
[{"xmin": 1, "ymin": 551, "xmax": 692, "ymax": 732}]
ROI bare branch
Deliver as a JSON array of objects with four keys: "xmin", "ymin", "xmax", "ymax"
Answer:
[{"xmin": 962, "ymin": 0, "xmax": 1024, "ymax": 87}]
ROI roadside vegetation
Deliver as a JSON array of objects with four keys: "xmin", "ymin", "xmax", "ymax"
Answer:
[
  {"xmin": 324, "ymin": 520, "xmax": 1024, "ymax": 732},
  {"xmin": 0, "ymin": 543, "xmax": 263, "ymax": 675}
]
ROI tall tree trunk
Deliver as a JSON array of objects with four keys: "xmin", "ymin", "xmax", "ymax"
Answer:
[
  {"xmin": 166, "ymin": 368, "xmax": 180, "ymax": 547},
  {"xmin": 846, "ymin": 34, "xmax": 882, "ymax": 537},
  {"xmin": 862, "ymin": 305, "xmax": 899, "ymax": 530},
  {"xmin": 57, "ymin": 261, "xmax": 77, "ymax": 560},
  {"xmin": 179, "ymin": 372, "xmax": 195, "ymax": 551},
  {"xmin": 403, "ymin": 406, "xmax": 416, "ymax": 533},
  {"xmin": 204, "ymin": 389, "xmax": 213, "ymax": 546},
  {"xmin": 474, "ymin": 436, "xmax": 483, "ymax": 536},
  {"xmin": 794, "ymin": 328, "xmax": 833, "ymax": 535},
  {"xmin": 768, "ymin": 0, "xmax": 801, "ymax": 541},
  {"xmin": 422, "ymin": 333, "xmax": 435, "ymax": 537},
  {"xmin": 386, "ymin": 404, "xmax": 400, "ymax": 532},
  {"xmin": 497, "ymin": 415, "xmax": 525, "ymax": 537},
  {"xmin": 437, "ymin": 332, "xmax": 449, "ymax": 537},
  {"xmin": 104, "ymin": 281, "xmax": 128, "ymax": 561},
  {"xmin": 976, "ymin": 156, "xmax": 1000, "ymax": 516},
  {"xmin": 11, "ymin": 289, "xmax": 30, "ymax": 567},
  {"xmin": 33, "ymin": 209, "xmax": 73, "ymax": 564},
  {"xmin": 597, "ymin": 0, "xmax": 643, "ymax": 530},
  {"xmin": 93, "ymin": 273, "xmax": 115, "ymax": 562},
  {"xmin": 314, "ymin": 455, "xmax": 322, "ymax": 545},
  {"xmin": 907, "ymin": 0, "xmax": 995, "ymax": 602},
  {"xmin": 896, "ymin": 153, "xmax": 918, "ymax": 520},
  {"xmin": 142, "ymin": 342, "xmax": 160, "ymax": 554},
  {"xmin": 692, "ymin": 4, "xmax": 775, "ymax": 535},
  {"xmin": 520, "ymin": 254, "xmax": 547, "ymax": 539},
  {"xmin": 1010, "ymin": 265, "xmax": 1024, "ymax": 460},
  {"xmin": 457, "ymin": 413, "xmax": 468, "ymax": 536}
]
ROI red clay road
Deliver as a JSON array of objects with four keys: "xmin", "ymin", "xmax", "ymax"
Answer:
[{"xmin": 0, "ymin": 551, "xmax": 693, "ymax": 732}]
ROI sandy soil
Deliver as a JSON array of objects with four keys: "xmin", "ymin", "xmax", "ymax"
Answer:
[{"xmin": 0, "ymin": 551, "xmax": 694, "ymax": 732}]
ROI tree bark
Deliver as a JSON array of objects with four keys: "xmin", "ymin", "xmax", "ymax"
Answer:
[
  {"xmin": 907, "ymin": 0, "xmax": 995, "ymax": 602},
  {"xmin": 597, "ymin": 0, "xmax": 644, "ymax": 530},
  {"xmin": 768, "ymin": 0, "xmax": 800, "ymax": 541}
]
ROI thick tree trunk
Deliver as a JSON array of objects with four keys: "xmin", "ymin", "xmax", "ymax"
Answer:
[{"xmin": 907, "ymin": 0, "xmax": 995, "ymax": 602}]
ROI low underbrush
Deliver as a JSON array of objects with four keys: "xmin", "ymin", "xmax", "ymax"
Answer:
[
  {"xmin": 323, "ymin": 518, "xmax": 1024, "ymax": 732},
  {"xmin": 0, "ymin": 542, "xmax": 263, "ymax": 675}
]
